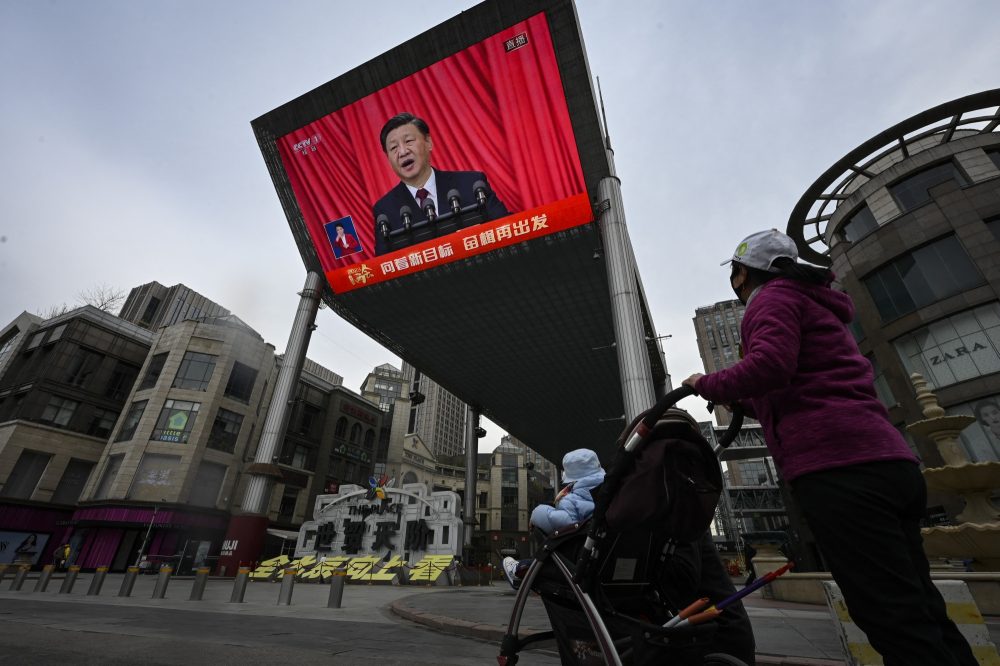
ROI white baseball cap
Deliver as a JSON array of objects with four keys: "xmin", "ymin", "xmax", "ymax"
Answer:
[{"xmin": 721, "ymin": 229, "xmax": 798, "ymax": 272}]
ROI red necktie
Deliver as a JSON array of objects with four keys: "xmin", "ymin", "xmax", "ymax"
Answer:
[{"xmin": 416, "ymin": 188, "xmax": 430, "ymax": 211}]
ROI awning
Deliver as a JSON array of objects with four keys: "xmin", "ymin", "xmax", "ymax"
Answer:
[{"xmin": 266, "ymin": 528, "xmax": 300, "ymax": 541}]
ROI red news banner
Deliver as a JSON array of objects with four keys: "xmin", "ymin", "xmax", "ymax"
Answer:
[{"xmin": 327, "ymin": 193, "xmax": 592, "ymax": 293}]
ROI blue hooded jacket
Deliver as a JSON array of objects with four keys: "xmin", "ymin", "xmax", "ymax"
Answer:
[{"xmin": 530, "ymin": 448, "xmax": 605, "ymax": 534}]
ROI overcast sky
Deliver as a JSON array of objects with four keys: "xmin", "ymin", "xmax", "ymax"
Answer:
[{"xmin": 2, "ymin": 0, "xmax": 998, "ymax": 454}]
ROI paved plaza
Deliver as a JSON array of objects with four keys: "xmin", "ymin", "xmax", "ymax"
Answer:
[{"xmin": 0, "ymin": 572, "xmax": 996, "ymax": 665}]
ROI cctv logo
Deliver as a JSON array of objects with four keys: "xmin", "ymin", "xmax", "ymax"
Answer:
[{"xmin": 293, "ymin": 134, "xmax": 323, "ymax": 155}]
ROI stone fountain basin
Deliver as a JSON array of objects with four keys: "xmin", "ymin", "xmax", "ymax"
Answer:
[
  {"xmin": 922, "ymin": 522, "xmax": 1000, "ymax": 571},
  {"xmin": 923, "ymin": 462, "xmax": 1000, "ymax": 493}
]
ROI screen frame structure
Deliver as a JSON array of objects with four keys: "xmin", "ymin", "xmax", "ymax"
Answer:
[{"xmin": 250, "ymin": 0, "xmax": 660, "ymax": 461}]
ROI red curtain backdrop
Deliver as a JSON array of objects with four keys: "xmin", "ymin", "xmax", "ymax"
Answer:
[{"xmin": 276, "ymin": 12, "xmax": 587, "ymax": 272}]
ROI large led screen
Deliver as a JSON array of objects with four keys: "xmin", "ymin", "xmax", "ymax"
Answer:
[{"xmin": 275, "ymin": 12, "xmax": 589, "ymax": 293}]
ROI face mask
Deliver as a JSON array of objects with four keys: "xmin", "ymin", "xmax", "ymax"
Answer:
[{"xmin": 730, "ymin": 269, "xmax": 747, "ymax": 304}]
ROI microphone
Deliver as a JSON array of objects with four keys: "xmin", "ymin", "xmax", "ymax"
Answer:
[
  {"xmin": 399, "ymin": 205, "xmax": 413, "ymax": 232},
  {"xmin": 472, "ymin": 180, "xmax": 488, "ymax": 208},
  {"xmin": 376, "ymin": 214, "xmax": 390, "ymax": 239},
  {"xmin": 447, "ymin": 189, "xmax": 461, "ymax": 215},
  {"xmin": 422, "ymin": 198, "xmax": 437, "ymax": 222}
]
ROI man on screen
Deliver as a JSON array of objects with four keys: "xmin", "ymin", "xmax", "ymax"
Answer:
[{"xmin": 373, "ymin": 112, "xmax": 509, "ymax": 256}]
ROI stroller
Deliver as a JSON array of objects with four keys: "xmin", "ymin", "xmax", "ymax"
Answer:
[{"xmin": 498, "ymin": 386, "xmax": 751, "ymax": 666}]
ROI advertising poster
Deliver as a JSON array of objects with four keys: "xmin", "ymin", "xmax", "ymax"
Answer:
[{"xmin": 0, "ymin": 531, "xmax": 51, "ymax": 565}]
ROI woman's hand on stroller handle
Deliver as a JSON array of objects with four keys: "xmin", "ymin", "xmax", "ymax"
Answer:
[{"xmin": 681, "ymin": 373, "xmax": 704, "ymax": 393}]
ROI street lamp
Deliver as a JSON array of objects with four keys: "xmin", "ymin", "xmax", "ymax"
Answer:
[{"xmin": 133, "ymin": 499, "xmax": 166, "ymax": 568}]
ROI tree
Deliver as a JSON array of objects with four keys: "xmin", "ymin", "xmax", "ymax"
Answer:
[
  {"xmin": 36, "ymin": 283, "xmax": 127, "ymax": 319},
  {"xmin": 76, "ymin": 283, "xmax": 127, "ymax": 313}
]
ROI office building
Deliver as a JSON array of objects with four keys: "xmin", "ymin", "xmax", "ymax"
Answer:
[
  {"xmin": 692, "ymin": 299, "xmax": 746, "ymax": 426},
  {"xmin": 119, "ymin": 282, "xmax": 231, "ymax": 331},
  {"xmin": 0, "ymin": 284, "xmax": 385, "ymax": 570},
  {"xmin": 401, "ymin": 362, "xmax": 467, "ymax": 458}
]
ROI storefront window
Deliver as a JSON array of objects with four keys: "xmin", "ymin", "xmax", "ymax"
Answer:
[
  {"xmin": 151, "ymin": 400, "xmax": 200, "ymax": 443},
  {"xmin": 865, "ymin": 235, "xmax": 983, "ymax": 321}
]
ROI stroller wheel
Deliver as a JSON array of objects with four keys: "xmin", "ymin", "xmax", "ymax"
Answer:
[{"xmin": 702, "ymin": 654, "xmax": 747, "ymax": 666}]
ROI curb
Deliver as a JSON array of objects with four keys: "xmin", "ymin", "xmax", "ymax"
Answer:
[{"xmin": 389, "ymin": 598, "xmax": 847, "ymax": 666}]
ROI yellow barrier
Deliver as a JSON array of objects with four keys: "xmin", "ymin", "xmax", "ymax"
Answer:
[{"xmin": 823, "ymin": 580, "xmax": 1000, "ymax": 665}]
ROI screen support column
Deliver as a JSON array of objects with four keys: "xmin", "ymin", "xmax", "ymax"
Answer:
[
  {"xmin": 218, "ymin": 271, "xmax": 323, "ymax": 574},
  {"xmin": 598, "ymin": 150, "xmax": 655, "ymax": 422}
]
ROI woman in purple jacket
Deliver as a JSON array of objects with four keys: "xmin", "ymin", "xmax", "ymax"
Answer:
[{"xmin": 683, "ymin": 229, "xmax": 975, "ymax": 666}]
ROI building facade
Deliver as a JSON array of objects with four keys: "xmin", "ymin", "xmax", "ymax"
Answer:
[
  {"xmin": 0, "ymin": 287, "xmax": 388, "ymax": 572},
  {"xmin": 401, "ymin": 362, "xmax": 467, "ymax": 458},
  {"xmin": 0, "ymin": 307, "xmax": 154, "ymax": 567},
  {"xmin": 693, "ymin": 299, "xmax": 747, "ymax": 426},
  {"xmin": 787, "ymin": 89, "xmax": 1000, "ymax": 473}
]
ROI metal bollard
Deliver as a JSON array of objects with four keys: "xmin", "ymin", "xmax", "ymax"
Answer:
[
  {"xmin": 10, "ymin": 565, "xmax": 30, "ymax": 591},
  {"xmin": 151, "ymin": 565, "xmax": 173, "ymax": 599},
  {"xmin": 59, "ymin": 566, "xmax": 81, "ymax": 594},
  {"xmin": 327, "ymin": 571, "xmax": 347, "ymax": 608},
  {"xmin": 87, "ymin": 567, "xmax": 108, "ymax": 595},
  {"xmin": 119, "ymin": 566, "xmax": 139, "ymax": 597},
  {"xmin": 229, "ymin": 566, "xmax": 250, "ymax": 603},
  {"xmin": 276, "ymin": 567, "xmax": 296, "ymax": 606},
  {"xmin": 33, "ymin": 564, "xmax": 55, "ymax": 592},
  {"xmin": 0, "ymin": 564, "xmax": 9, "ymax": 585},
  {"xmin": 189, "ymin": 567, "xmax": 210, "ymax": 601}
]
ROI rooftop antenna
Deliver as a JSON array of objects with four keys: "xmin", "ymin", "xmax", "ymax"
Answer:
[{"xmin": 597, "ymin": 76, "xmax": 612, "ymax": 151}]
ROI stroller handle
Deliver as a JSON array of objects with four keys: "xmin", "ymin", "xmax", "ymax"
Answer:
[
  {"xmin": 575, "ymin": 386, "xmax": 743, "ymax": 587},
  {"xmin": 624, "ymin": 385, "xmax": 743, "ymax": 454}
]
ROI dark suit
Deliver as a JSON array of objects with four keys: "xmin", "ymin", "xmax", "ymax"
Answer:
[{"xmin": 372, "ymin": 170, "xmax": 509, "ymax": 256}]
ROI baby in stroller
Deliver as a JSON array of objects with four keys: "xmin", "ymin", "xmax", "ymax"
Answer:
[
  {"xmin": 503, "ymin": 448, "xmax": 606, "ymax": 588},
  {"xmin": 498, "ymin": 389, "xmax": 755, "ymax": 666}
]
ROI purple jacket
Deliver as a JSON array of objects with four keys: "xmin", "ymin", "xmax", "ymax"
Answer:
[{"xmin": 695, "ymin": 278, "xmax": 917, "ymax": 481}]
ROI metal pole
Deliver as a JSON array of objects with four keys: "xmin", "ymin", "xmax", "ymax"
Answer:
[
  {"xmin": 277, "ymin": 567, "xmax": 296, "ymax": 605},
  {"xmin": 229, "ymin": 566, "xmax": 250, "ymax": 603},
  {"xmin": 597, "ymin": 148, "xmax": 656, "ymax": 421},
  {"xmin": 463, "ymin": 406, "xmax": 479, "ymax": 555},
  {"xmin": 134, "ymin": 505, "xmax": 158, "ymax": 567},
  {"xmin": 33, "ymin": 564, "xmax": 54, "ymax": 592},
  {"xmin": 151, "ymin": 565, "xmax": 173, "ymax": 599},
  {"xmin": 119, "ymin": 566, "xmax": 139, "ymax": 597},
  {"xmin": 59, "ymin": 566, "xmax": 81, "ymax": 594},
  {"xmin": 242, "ymin": 271, "xmax": 323, "ymax": 515},
  {"xmin": 189, "ymin": 567, "xmax": 210, "ymax": 601},
  {"xmin": 327, "ymin": 571, "xmax": 346, "ymax": 608}
]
